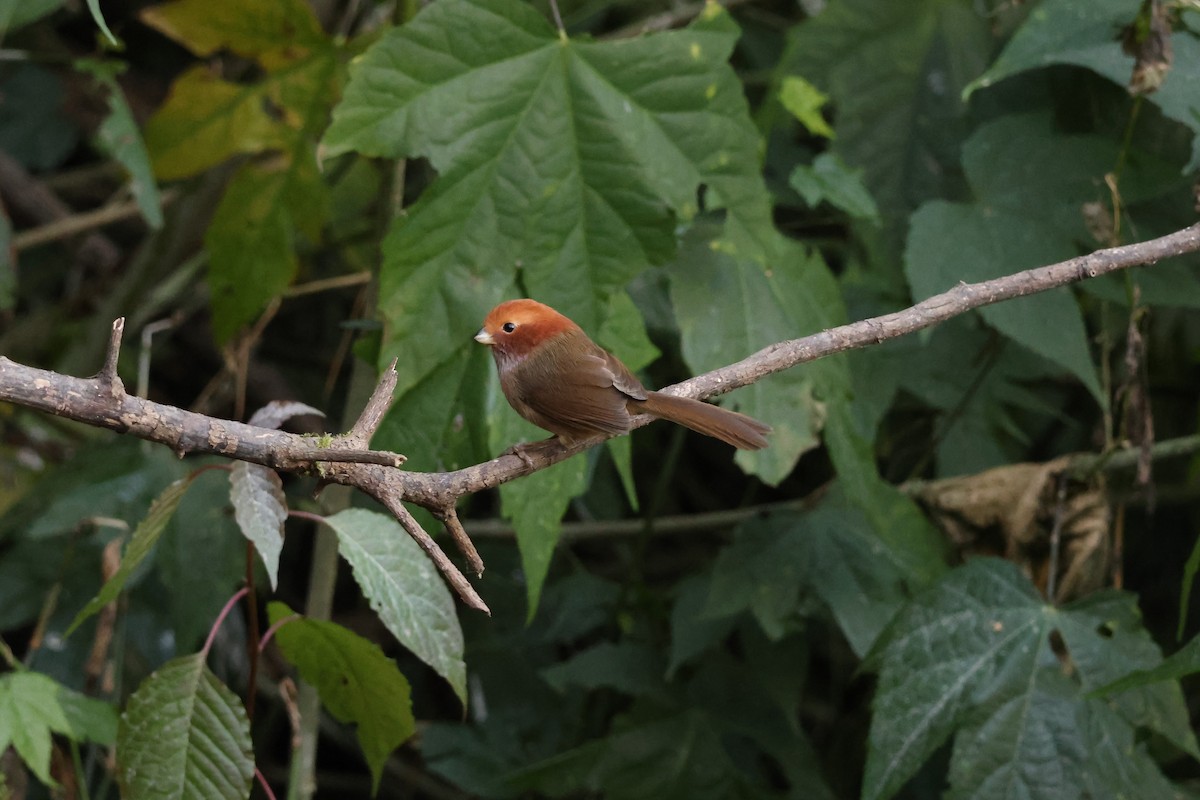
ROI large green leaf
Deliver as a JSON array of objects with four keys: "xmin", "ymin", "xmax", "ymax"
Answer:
[
  {"xmin": 668, "ymin": 223, "xmax": 842, "ymax": 485},
  {"xmin": 496, "ymin": 444, "xmax": 588, "ymax": 619},
  {"xmin": 863, "ymin": 559, "xmax": 1190, "ymax": 800},
  {"xmin": 783, "ymin": 0, "xmax": 992, "ymax": 254},
  {"xmin": 117, "ymin": 653, "xmax": 254, "ymax": 800},
  {"xmin": 324, "ymin": 0, "xmax": 777, "ymax": 395},
  {"xmin": 325, "ymin": 508, "xmax": 467, "ymax": 704},
  {"xmin": 143, "ymin": 66, "xmax": 291, "ymax": 181},
  {"xmin": 904, "ymin": 113, "xmax": 1123, "ymax": 406},
  {"xmin": 906, "ymin": 200, "xmax": 1102, "ymax": 403},
  {"xmin": 1093, "ymin": 632, "xmax": 1200, "ymax": 697},
  {"xmin": 0, "ymin": 671, "xmax": 117, "ymax": 786},
  {"xmin": 268, "ymin": 602, "xmax": 416, "ymax": 792},
  {"xmin": 204, "ymin": 142, "xmax": 330, "ymax": 342},
  {"xmin": 966, "ymin": 0, "xmax": 1200, "ymax": 170},
  {"xmin": 706, "ymin": 504, "xmax": 908, "ymax": 654}
]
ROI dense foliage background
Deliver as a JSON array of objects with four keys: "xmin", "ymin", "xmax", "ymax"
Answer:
[{"xmin": 1, "ymin": 0, "xmax": 1199, "ymax": 797}]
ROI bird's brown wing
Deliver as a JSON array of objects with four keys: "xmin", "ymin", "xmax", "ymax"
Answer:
[
  {"xmin": 507, "ymin": 333, "xmax": 639, "ymax": 439},
  {"xmin": 604, "ymin": 351, "xmax": 648, "ymax": 402}
]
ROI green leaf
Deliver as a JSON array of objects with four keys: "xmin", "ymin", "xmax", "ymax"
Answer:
[
  {"xmin": 325, "ymin": 508, "xmax": 467, "ymax": 705},
  {"xmin": 67, "ymin": 471, "xmax": 201, "ymax": 634},
  {"xmin": 0, "ymin": 672, "xmax": 117, "ymax": 786},
  {"xmin": 84, "ymin": 0, "xmax": 118, "ymax": 45},
  {"xmin": 373, "ymin": 343, "xmax": 491, "ymax": 471},
  {"xmin": 158, "ymin": 467, "xmax": 251, "ymax": 649},
  {"xmin": 116, "ymin": 653, "xmax": 254, "ymax": 800},
  {"xmin": 498, "ymin": 455, "xmax": 587, "ymax": 620},
  {"xmin": 0, "ymin": 65, "xmax": 78, "ymax": 171},
  {"xmin": 784, "ymin": 0, "xmax": 991, "ymax": 251},
  {"xmin": 144, "ymin": 67, "xmax": 287, "ymax": 180},
  {"xmin": 0, "ymin": 0, "xmax": 66, "ymax": 31},
  {"xmin": 965, "ymin": 0, "xmax": 1200, "ymax": 170},
  {"xmin": 144, "ymin": 41, "xmax": 339, "ymax": 181},
  {"xmin": 268, "ymin": 601, "xmax": 416, "ymax": 792},
  {"xmin": 540, "ymin": 641, "xmax": 666, "ymax": 696},
  {"xmin": 822, "ymin": 403, "xmax": 948, "ymax": 589},
  {"xmin": 229, "ymin": 462, "xmax": 286, "ymax": 589},
  {"xmin": 778, "ymin": 75, "xmax": 834, "ymax": 139},
  {"xmin": 789, "ymin": 153, "xmax": 879, "ymax": 222},
  {"xmin": 324, "ymin": 0, "xmax": 776, "ymax": 398},
  {"xmin": 668, "ymin": 573, "xmax": 737, "ymax": 677},
  {"xmin": 905, "ymin": 201, "xmax": 1103, "ymax": 403},
  {"xmin": 205, "ymin": 154, "xmax": 329, "ymax": 341},
  {"xmin": 706, "ymin": 503, "xmax": 908, "ymax": 653},
  {"xmin": 0, "ymin": 439, "xmax": 184, "ymax": 542},
  {"xmin": 668, "ymin": 223, "xmax": 841, "ymax": 485},
  {"xmin": 1057, "ymin": 592, "xmax": 1199, "ymax": 758},
  {"xmin": 1080, "ymin": 701, "xmax": 1185, "ymax": 800},
  {"xmin": 508, "ymin": 709, "xmax": 752, "ymax": 799},
  {"xmin": 77, "ymin": 60, "xmax": 163, "ymax": 229},
  {"xmin": 864, "ymin": 559, "xmax": 1191, "ymax": 800},
  {"xmin": 139, "ymin": 0, "xmax": 325, "ymax": 59}
]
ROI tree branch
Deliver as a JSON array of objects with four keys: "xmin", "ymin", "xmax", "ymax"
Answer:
[{"xmin": 2, "ymin": 222, "xmax": 1198, "ymax": 607}]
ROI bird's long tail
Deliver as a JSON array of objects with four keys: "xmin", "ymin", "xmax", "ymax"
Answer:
[{"xmin": 638, "ymin": 392, "xmax": 771, "ymax": 450}]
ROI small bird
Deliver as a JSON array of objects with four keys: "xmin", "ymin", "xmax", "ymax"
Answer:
[{"xmin": 475, "ymin": 299, "xmax": 770, "ymax": 454}]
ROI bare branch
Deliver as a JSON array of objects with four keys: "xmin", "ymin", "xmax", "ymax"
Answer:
[
  {"xmin": 1, "ymin": 222, "xmax": 1197, "ymax": 608},
  {"xmin": 374, "ymin": 493, "xmax": 490, "ymax": 615},
  {"xmin": 348, "ymin": 358, "xmax": 399, "ymax": 444},
  {"xmin": 435, "ymin": 508, "xmax": 485, "ymax": 578}
]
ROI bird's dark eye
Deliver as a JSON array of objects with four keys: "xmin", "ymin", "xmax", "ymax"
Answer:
[{"xmin": 502, "ymin": 322, "xmax": 516, "ymax": 333}]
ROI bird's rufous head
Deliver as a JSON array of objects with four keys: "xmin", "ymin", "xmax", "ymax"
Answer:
[{"xmin": 475, "ymin": 299, "xmax": 580, "ymax": 359}]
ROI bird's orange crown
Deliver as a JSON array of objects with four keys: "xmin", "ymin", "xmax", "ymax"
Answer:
[{"xmin": 477, "ymin": 299, "xmax": 581, "ymax": 357}]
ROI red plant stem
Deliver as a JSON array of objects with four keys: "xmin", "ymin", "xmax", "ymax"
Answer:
[
  {"xmin": 288, "ymin": 510, "xmax": 326, "ymax": 526},
  {"xmin": 259, "ymin": 614, "xmax": 301, "ymax": 653},
  {"xmin": 202, "ymin": 586, "xmax": 249, "ymax": 657},
  {"xmin": 255, "ymin": 767, "xmax": 278, "ymax": 800}
]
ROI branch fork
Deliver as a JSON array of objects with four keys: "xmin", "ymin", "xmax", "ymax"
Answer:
[{"xmin": 2, "ymin": 223, "xmax": 1199, "ymax": 616}]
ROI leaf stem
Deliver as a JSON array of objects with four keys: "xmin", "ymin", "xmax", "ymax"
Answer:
[
  {"xmin": 259, "ymin": 614, "xmax": 301, "ymax": 653},
  {"xmin": 548, "ymin": 0, "xmax": 566, "ymax": 37},
  {"xmin": 202, "ymin": 587, "xmax": 249, "ymax": 658},
  {"xmin": 256, "ymin": 767, "xmax": 279, "ymax": 800}
]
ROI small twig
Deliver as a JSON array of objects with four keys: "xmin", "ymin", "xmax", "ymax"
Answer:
[
  {"xmin": 437, "ymin": 508, "xmax": 485, "ymax": 577},
  {"xmin": 347, "ymin": 358, "xmax": 398, "ymax": 443},
  {"xmin": 254, "ymin": 768, "xmax": 278, "ymax": 800},
  {"xmin": 283, "ymin": 272, "xmax": 371, "ymax": 298},
  {"xmin": 0, "ymin": 150, "xmax": 121, "ymax": 271},
  {"xmin": 12, "ymin": 188, "xmax": 180, "ymax": 250},
  {"xmin": 97, "ymin": 318, "xmax": 125, "ymax": 397},
  {"xmin": 138, "ymin": 315, "xmax": 183, "ymax": 400},
  {"xmin": 295, "ymin": 445, "xmax": 406, "ymax": 467},
  {"xmin": 378, "ymin": 495, "xmax": 490, "ymax": 615}
]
